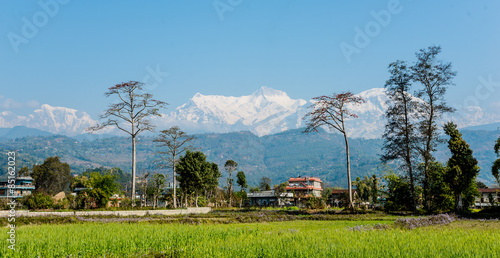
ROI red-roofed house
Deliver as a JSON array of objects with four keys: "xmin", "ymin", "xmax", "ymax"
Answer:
[{"xmin": 286, "ymin": 176, "xmax": 323, "ymax": 197}]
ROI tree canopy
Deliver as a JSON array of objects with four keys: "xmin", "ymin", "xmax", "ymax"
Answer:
[
  {"xmin": 444, "ymin": 122, "xmax": 480, "ymax": 211},
  {"xmin": 31, "ymin": 156, "xmax": 71, "ymax": 195}
]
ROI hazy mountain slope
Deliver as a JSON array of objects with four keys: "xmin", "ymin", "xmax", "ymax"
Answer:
[
  {"xmin": 2, "ymin": 128, "xmax": 497, "ymax": 187},
  {"xmin": 0, "ymin": 105, "xmax": 97, "ymax": 136}
]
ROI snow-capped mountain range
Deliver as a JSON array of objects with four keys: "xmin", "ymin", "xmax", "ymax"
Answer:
[
  {"xmin": 156, "ymin": 86, "xmax": 308, "ymax": 136},
  {"xmin": 0, "ymin": 104, "xmax": 97, "ymax": 137},
  {"xmin": 1, "ymin": 87, "xmax": 499, "ymax": 139}
]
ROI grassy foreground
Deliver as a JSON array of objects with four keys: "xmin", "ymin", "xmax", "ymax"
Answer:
[{"xmin": 3, "ymin": 219, "xmax": 500, "ymax": 257}]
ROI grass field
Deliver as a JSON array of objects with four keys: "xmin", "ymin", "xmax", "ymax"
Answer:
[{"xmin": 3, "ymin": 218, "xmax": 500, "ymax": 257}]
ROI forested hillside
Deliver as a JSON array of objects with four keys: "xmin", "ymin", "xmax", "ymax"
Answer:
[{"xmin": 1, "ymin": 128, "xmax": 498, "ymax": 187}]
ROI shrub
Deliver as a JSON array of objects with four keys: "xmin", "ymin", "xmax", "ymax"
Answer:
[
  {"xmin": 0, "ymin": 199, "xmax": 11, "ymax": 210},
  {"xmin": 120, "ymin": 197, "xmax": 133, "ymax": 208},
  {"xmin": 21, "ymin": 193, "xmax": 54, "ymax": 210},
  {"xmin": 304, "ymin": 197, "xmax": 325, "ymax": 209}
]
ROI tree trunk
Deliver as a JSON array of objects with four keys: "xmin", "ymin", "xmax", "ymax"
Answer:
[
  {"xmin": 131, "ymin": 135, "xmax": 137, "ymax": 204},
  {"xmin": 195, "ymin": 193, "xmax": 199, "ymax": 208},
  {"xmin": 455, "ymin": 193, "xmax": 462, "ymax": 211},
  {"xmin": 228, "ymin": 171, "xmax": 232, "ymax": 207},
  {"xmin": 403, "ymin": 93, "xmax": 416, "ymax": 212},
  {"xmin": 173, "ymin": 154, "xmax": 177, "ymax": 209},
  {"xmin": 423, "ymin": 99, "xmax": 434, "ymax": 211},
  {"xmin": 344, "ymin": 132, "xmax": 353, "ymax": 209}
]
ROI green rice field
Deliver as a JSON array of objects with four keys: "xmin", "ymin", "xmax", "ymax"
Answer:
[{"xmin": 3, "ymin": 219, "xmax": 500, "ymax": 257}]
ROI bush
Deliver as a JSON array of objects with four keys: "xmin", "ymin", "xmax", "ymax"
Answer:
[
  {"xmin": 304, "ymin": 197, "xmax": 325, "ymax": 209},
  {"xmin": 0, "ymin": 199, "xmax": 11, "ymax": 210},
  {"xmin": 21, "ymin": 193, "xmax": 54, "ymax": 210},
  {"xmin": 120, "ymin": 197, "xmax": 133, "ymax": 208}
]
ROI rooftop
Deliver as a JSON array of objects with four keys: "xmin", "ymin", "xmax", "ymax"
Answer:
[
  {"xmin": 288, "ymin": 177, "xmax": 323, "ymax": 182},
  {"xmin": 478, "ymin": 188, "xmax": 500, "ymax": 193}
]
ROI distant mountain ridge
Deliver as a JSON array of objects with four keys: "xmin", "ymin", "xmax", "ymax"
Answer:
[
  {"xmin": 1, "ymin": 128, "xmax": 498, "ymax": 187},
  {"xmin": 0, "ymin": 126, "xmax": 54, "ymax": 141},
  {"xmin": 1, "ymin": 87, "xmax": 499, "ymax": 139},
  {"xmin": 0, "ymin": 105, "xmax": 97, "ymax": 136}
]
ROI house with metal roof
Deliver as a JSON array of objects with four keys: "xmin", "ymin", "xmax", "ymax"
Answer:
[
  {"xmin": 0, "ymin": 176, "xmax": 36, "ymax": 198},
  {"xmin": 247, "ymin": 190, "xmax": 293, "ymax": 206}
]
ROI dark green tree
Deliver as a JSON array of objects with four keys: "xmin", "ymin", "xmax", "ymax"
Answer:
[
  {"xmin": 176, "ymin": 151, "xmax": 220, "ymax": 207},
  {"xmin": 249, "ymin": 187, "xmax": 260, "ymax": 193},
  {"xmin": 31, "ymin": 156, "xmax": 71, "ymax": 195},
  {"xmin": 383, "ymin": 172, "xmax": 413, "ymax": 211},
  {"xmin": 72, "ymin": 169, "xmax": 121, "ymax": 208},
  {"xmin": 198, "ymin": 162, "xmax": 221, "ymax": 207},
  {"xmin": 88, "ymin": 81, "xmax": 167, "ymax": 202},
  {"xmin": 381, "ymin": 60, "xmax": 419, "ymax": 211},
  {"xmin": 354, "ymin": 176, "xmax": 371, "ymax": 202},
  {"xmin": 22, "ymin": 192, "xmax": 54, "ymax": 210},
  {"xmin": 492, "ymin": 137, "xmax": 500, "ymax": 184},
  {"xmin": 444, "ymin": 122, "xmax": 480, "ymax": 211},
  {"xmin": 236, "ymin": 171, "xmax": 248, "ymax": 192},
  {"xmin": 259, "ymin": 177, "xmax": 272, "ymax": 191},
  {"xmin": 224, "ymin": 160, "xmax": 238, "ymax": 206},
  {"xmin": 427, "ymin": 162, "xmax": 453, "ymax": 213},
  {"xmin": 476, "ymin": 181, "xmax": 488, "ymax": 189},
  {"xmin": 154, "ymin": 126, "xmax": 195, "ymax": 208},
  {"xmin": 411, "ymin": 46, "xmax": 456, "ymax": 211},
  {"xmin": 18, "ymin": 166, "xmax": 30, "ymax": 177},
  {"xmin": 150, "ymin": 173, "xmax": 166, "ymax": 209},
  {"xmin": 371, "ymin": 174, "xmax": 380, "ymax": 204},
  {"xmin": 84, "ymin": 167, "xmax": 130, "ymax": 193}
]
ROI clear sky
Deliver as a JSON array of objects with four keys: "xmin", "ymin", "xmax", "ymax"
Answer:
[{"xmin": 1, "ymin": 0, "xmax": 499, "ymax": 118}]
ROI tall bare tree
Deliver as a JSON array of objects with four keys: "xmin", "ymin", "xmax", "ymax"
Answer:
[
  {"xmin": 381, "ymin": 60, "xmax": 419, "ymax": 211},
  {"xmin": 411, "ymin": 46, "xmax": 456, "ymax": 210},
  {"xmin": 87, "ymin": 81, "xmax": 167, "ymax": 201},
  {"xmin": 154, "ymin": 126, "xmax": 195, "ymax": 208},
  {"xmin": 224, "ymin": 160, "xmax": 238, "ymax": 207},
  {"xmin": 303, "ymin": 92, "xmax": 365, "ymax": 209}
]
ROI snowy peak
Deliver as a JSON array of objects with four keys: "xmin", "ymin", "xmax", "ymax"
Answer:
[
  {"xmin": 2, "ymin": 87, "xmax": 499, "ymax": 139},
  {"xmin": 159, "ymin": 87, "xmax": 308, "ymax": 136},
  {"xmin": 251, "ymin": 86, "xmax": 287, "ymax": 98},
  {"xmin": 0, "ymin": 104, "xmax": 98, "ymax": 136}
]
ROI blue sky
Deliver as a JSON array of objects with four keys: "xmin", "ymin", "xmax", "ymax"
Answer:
[{"xmin": 1, "ymin": 0, "xmax": 499, "ymax": 117}]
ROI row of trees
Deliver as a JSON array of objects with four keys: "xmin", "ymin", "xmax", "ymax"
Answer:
[
  {"xmin": 65, "ymin": 49, "xmax": 497, "ymax": 212},
  {"xmin": 84, "ymin": 81, "xmax": 245, "ymax": 208},
  {"xmin": 300, "ymin": 45, "xmax": 497, "ymax": 213},
  {"xmin": 380, "ymin": 46, "xmax": 493, "ymax": 212}
]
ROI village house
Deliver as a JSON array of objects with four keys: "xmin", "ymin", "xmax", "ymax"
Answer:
[
  {"xmin": 330, "ymin": 189, "xmax": 357, "ymax": 208},
  {"xmin": 0, "ymin": 176, "xmax": 36, "ymax": 198},
  {"xmin": 475, "ymin": 188, "xmax": 500, "ymax": 209},
  {"xmin": 285, "ymin": 176, "xmax": 323, "ymax": 197},
  {"xmin": 247, "ymin": 190, "xmax": 293, "ymax": 206}
]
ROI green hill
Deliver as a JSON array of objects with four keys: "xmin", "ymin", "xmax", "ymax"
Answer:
[{"xmin": 1, "ymin": 128, "xmax": 498, "ymax": 187}]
